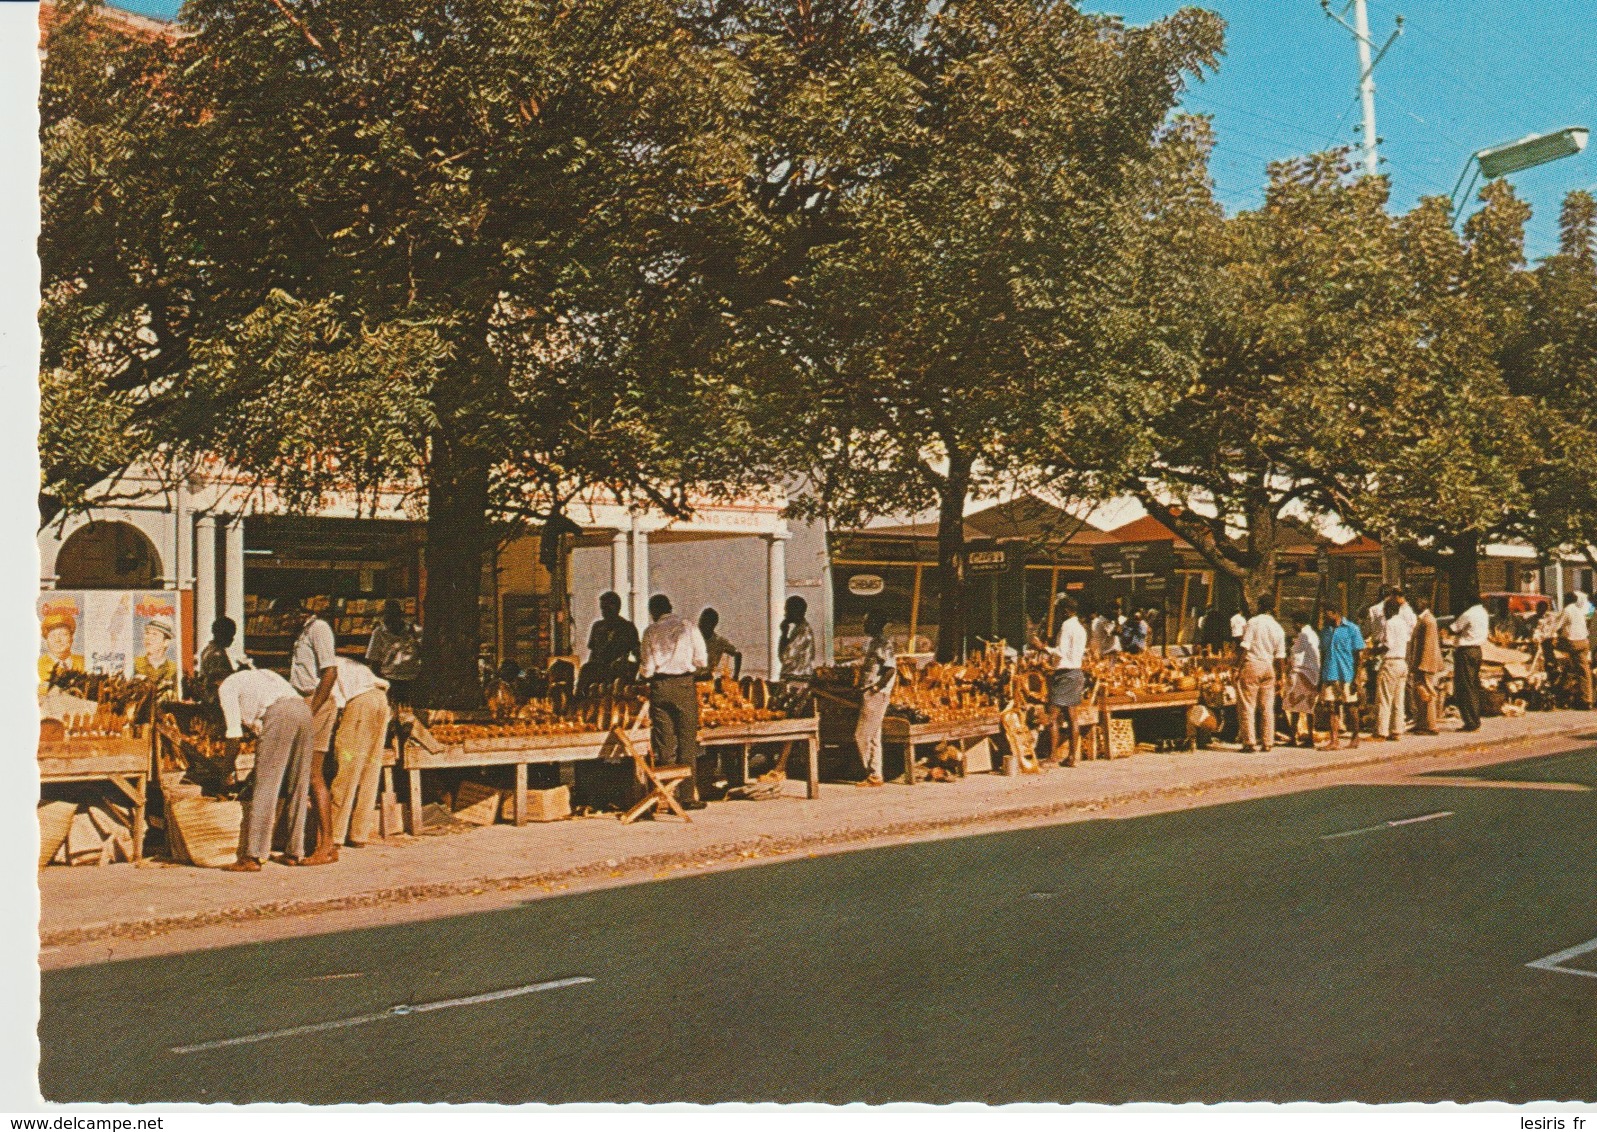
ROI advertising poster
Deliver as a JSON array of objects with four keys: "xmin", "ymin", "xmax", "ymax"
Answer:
[
  {"xmin": 36, "ymin": 591, "xmax": 84, "ymax": 689},
  {"xmin": 83, "ymin": 589, "xmax": 134, "ymax": 677},
  {"xmin": 132, "ymin": 591, "xmax": 179, "ymax": 692}
]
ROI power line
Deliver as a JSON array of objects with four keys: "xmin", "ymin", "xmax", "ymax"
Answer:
[{"xmin": 1182, "ymin": 92, "xmax": 1349, "ymax": 148}]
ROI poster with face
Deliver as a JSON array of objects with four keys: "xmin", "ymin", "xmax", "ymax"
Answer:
[
  {"xmin": 37, "ymin": 592, "xmax": 84, "ymax": 689},
  {"xmin": 132, "ymin": 592, "xmax": 178, "ymax": 692},
  {"xmin": 83, "ymin": 590, "xmax": 134, "ymax": 677}
]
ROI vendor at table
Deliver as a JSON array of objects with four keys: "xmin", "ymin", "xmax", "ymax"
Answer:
[
  {"xmin": 1033, "ymin": 593, "xmax": 1087, "ymax": 766},
  {"xmin": 640, "ymin": 593, "xmax": 709, "ymax": 811},
  {"xmin": 853, "ymin": 611, "xmax": 897, "ymax": 787},
  {"xmin": 698, "ymin": 607, "xmax": 743, "ymax": 680},
  {"xmin": 217, "ymin": 666, "xmax": 316, "ymax": 872},
  {"xmin": 581, "ymin": 591, "xmax": 640, "ymax": 692}
]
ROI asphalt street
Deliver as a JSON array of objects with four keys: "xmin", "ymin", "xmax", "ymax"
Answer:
[{"xmin": 40, "ymin": 746, "xmax": 1597, "ymax": 1103}]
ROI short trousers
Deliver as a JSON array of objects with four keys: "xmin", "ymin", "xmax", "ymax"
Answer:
[
  {"xmin": 1048, "ymin": 668, "xmax": 1085, "ymax": 709},
  {"xmin": 1320, "ymin": 680, "xmax": 1359, "ymax": 704}
]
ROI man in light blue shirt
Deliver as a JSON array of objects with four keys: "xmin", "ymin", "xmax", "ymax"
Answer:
[{"xmin": 1319, "ymin": 608, "xmax": 1365, "ymax": 750}]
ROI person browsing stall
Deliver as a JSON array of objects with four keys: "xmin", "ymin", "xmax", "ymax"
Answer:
[
  {"xmin": 1557, "ymin": 592, "xmax": 1592, "ymax": 709},
  {"xmin": 217, "ymin": 666, "xmax": 315, "ymax": 872},
  {"xmin": 853, "ymin": 611, "xmax": 897, "ymax": 787},
  {"xmin": 698, "ymin": 607, "xmax": 743, "ymax": 680},
  {"xmin": 327, "ymin": 656, "xmax": 390, "ymax": 851},
  {"xmin": 283, "ymin": 596, "xmax": 340, "ymax": 866},
  {"xmin": 1283, "ymin": 615, "xmax": 1321, "ymax": 747},
  {"xmin": 1374, "ymin": 594, "xmax": 1415, "ymax": 741},
  {"xmin": 778, "ymin": 596, "xmax": 816, "ymax": 683},
  {"xmin": 1234, "ymin": 595, "xmax": 1286, "ymax": 753},
  {"xmin": 196, "ymin": 617, "xmax": 238, "ymax": 704},
  {"xmin": 1319, "ymin": 608, "xmax": 1365, "ymax": 750},
  {"xmin": 639, "ymin": 594, "xmax": 709, "ymax": 810},
  {"xmin": 1449, "ymin": 594, "xmax": 1489, "ymax": 732},
  {"xmin": 1032, "ymin": 594, "xmax": 1088, "ymax": 767},
  {"xmin": 1408, "ymin": 595, "xmax": 1445, "ymax": 735}
]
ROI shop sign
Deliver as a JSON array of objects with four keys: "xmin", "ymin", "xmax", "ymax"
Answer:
[
  {"xmin": 966, "ymin": 548, "xmax": 1009, "ymax": 574},
  {"xmin": 1091, "ymin": 541, "xmax": 1173, "ymax": 598},
  {"xmin": 847, "ymin": 574, "xmax": 886, "ymax": 596}
]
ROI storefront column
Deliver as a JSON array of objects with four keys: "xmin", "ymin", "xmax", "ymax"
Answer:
[
  {"xmin": 766, "ymin": 529, "xmax": 789, "ymax": 680},
  {"xmin": 630, "ymin": 524, "xmax": 650, "ymax": 628},
  {"xmin": 612, "ymin": 527, "xmax": 631, "ymax": 620},
  {"xmin": 194, "ymin": 515, "xmax": 217, "ymax": 662},
  {"xmin": 224, "ymin": 516, "xmax": 246, "ymax": 662}
]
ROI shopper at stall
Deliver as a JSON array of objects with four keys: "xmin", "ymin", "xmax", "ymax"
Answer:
[
  {"xmin": 779, "ymin": 595, "xmax": 816, "ymax": 682},
  {"xmin": 283, "ymin": 596, "xmax": 340, "ymax": 865},
  {"xmin": 195, "ymin": 617, "xmax": 238, "ymax": 703},
  {"xmin": 1449, "ymin": 593, "xmax": 1489, "ymax": 733},
  {"xmin": 1408, "ymin": 594, "xmax": 1445, "ymax": 735},
  {"xmin": 639, "ymin": 593, "xmax": 709, "ymax": 810},
  {"xmin": 1032, "ymin": 594, "xmax": 1087, "ymax": 766},
  {"xmin": 1319, "ymin": 607, "xmax": 1365, "ymax": 750},
  {"xmin": 366, "ymin": 600, "xmax": 420, "ymax": 706},
  {"xmin": 1235, "ymin": 594, "xmax": 1286, "ymax": 753},
  {"xmin": 1229, "ymin": 602, "xmax": 1249, "ymax": 644},
  {"xmin": 1284, "ymin": 614, "xmax": 1321, "ymax": 747},
  {"xmin": 328, "ymin": 655, "xmax": 390, "ymax": 850},
  {"xmin": 1120, "ymin": 608, "xmax": 1151, "ymax": 655},
  {"xmin": 1556, "ymin": 591, "xmax": 1592, "ymax": 709},
  {"xmin": 1090, "ymin": 599, "xmax": 1124, "ymax": 659},
  {"xmin": 697, "ymin": 607, "xmax": 743, "ymax": 680},
  {"xmin": 218, "ymin": 665, "xmax": 315, "ymax": 872},
  {"xmin": 1374, "ymin": 594, "xmax": 1414, "ymax": 741},
  {"xmin": 580, "ymin": 591, "xmax": 640, "ymax": 693},
  {"xmin": 854, "ymin": 611, "xmax": 897, "ymax": 787}
]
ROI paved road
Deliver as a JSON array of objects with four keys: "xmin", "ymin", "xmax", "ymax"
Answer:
[{"xmin": 40, "ymin": 746, "xmax": 1597, "ymax": 1103}]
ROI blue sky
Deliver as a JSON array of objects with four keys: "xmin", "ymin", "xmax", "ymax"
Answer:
[{"xmin": 113, "ymin": 0, "xmax": 1596, "ymax": 258}]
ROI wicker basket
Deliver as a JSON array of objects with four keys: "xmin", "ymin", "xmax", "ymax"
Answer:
[{"xmin": 1082, "ymin": 718, "xmax": 1136, "ymax": 759}]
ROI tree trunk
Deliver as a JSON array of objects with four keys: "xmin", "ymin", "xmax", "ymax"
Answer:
[
  {"xmin": 1240, "ymin": 502, "xmax": 1280, "ymax": 614},
  {"xmin": 418, "ymin": 434, "xmax": 491, "ymax": 709},
  {"xmin": 1444, "ymin": 532, "xmax": 1482, "ymax": 615},
  {"xmin": 934, "ymin": 452, "xmax": 973, "ymax": 663}
]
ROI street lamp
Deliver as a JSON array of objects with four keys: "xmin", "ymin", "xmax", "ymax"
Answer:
[{"xmin": 1450, "ymin": 126, "xmax": 1590, "ymax": 225}]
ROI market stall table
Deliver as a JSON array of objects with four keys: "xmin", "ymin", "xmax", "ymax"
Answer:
[
  {"xmin": 816, "ymin": 690, "xmax": 1001, "ymax": 784},
  {"xmin": 1096, "ymin": 690, "xmax": 1201, "ymax": 756},
  {"xmin": 402, "ymin": 716, "xmax": 820, "ymax": 834},
  {"xmin": 38, "ymin": 735, "xmax": 150, "ymax": 862}
]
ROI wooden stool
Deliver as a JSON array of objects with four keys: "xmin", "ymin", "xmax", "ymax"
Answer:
[
  {"xmin": 620, "ymin": 762, "xmax": 694, "ymax": 824},
  {"xmin": 612, "ymin": 703, "xmax": 694, "ymax": 824}
]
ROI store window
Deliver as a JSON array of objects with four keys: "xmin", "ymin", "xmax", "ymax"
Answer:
[
  {"xmin": 55, "ymin": 521, "xmax": 162, "ymax": 589},
  {"xmin": 831, "ymin": 562, "xmax": 939, "ymax": 660}
]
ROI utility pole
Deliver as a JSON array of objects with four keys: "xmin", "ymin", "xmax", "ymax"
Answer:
[{"xmin": 1321, "ymin": 0, "xmax": 1403, "ymax": 177}]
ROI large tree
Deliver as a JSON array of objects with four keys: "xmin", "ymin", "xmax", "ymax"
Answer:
[
  {"xmin": 42, "ymin": 0, "xmax": 773, "ymax": 705},
  {"xmin": 748, "ymin": 0, "xmax": 1224, "ymax": 659},
  {"xmin": 1116, "ymin": 152, "xmax": 1416, "ymax": 609}
]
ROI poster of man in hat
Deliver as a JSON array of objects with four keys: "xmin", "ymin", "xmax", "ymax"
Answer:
[
  {"xmin": 133, "ymin": 594, "xmax": 178, "ymax": 692},
  {"xmin": 37, "ymin": 593, "xmax": 84, "ymax": 691}
]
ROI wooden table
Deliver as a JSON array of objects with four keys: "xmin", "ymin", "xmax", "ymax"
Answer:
[
  {"xmin": 1094, "ymin": 691, "xmax": 1200, "ymax": 756},
  {"xmin": 698, "ymin": 717, "xmax": 820, "ymax": 799},
  {"xmin": 402, "ymin": 717, "xmax": 820, "ymax": 834},
  {"xmin": 38, "ymin": 736, "xmax": 151, "ymax": 862},
  {"xmin": 816, "ymin": 691, "xmax": 1001, "ymax": 784}
]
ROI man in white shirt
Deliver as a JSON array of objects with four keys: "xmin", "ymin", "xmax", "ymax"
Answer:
[
  {"xmin": 217, "ymin": 666, "xmax": 315, "ymax": 871},
  {"xmin": 1556, "ymin": 592, "xmax": 1592, "ymax": 709},
  {"xmin": 1234, "ymin": 594, "xmax": 1286, "ymax": 752},
  {"xmin": 1229, "ymin": 604, "xmax": 1248, "ymax": 643},
  {"xmin": 1032, "ymin": 594, "xmax": 1088, "ymax": 766},
  {"xmin": 1449, "ymin": 594, "xmax": 1490, "ymax": 732},
  {"xmin": 639, "ymin": 594, "xmax": 710, "ymax": 809},
  {"xmin": 282, "ymin": 596, "xmax": 342, "ymax": 865},
  {"xmin": 1089, "ymin": 599, "xmax": 1123, "ymax": 660},
  {"xmin": 328, "ymin": 656, "xmax": 391, "ymax": 850},
  {"xmin": 1375, "ymin": 594, "xmax": 1415, "ymax": 740}
]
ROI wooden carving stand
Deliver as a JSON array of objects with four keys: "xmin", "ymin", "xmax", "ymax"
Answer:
[{"xmin": 617, "ymin": 703, "xmax": 694, "ymax": 824}]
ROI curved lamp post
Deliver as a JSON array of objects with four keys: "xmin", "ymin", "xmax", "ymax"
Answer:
[{"xmin": 1451, "ymin": 126, "xmax": 1589, "ymax": 226}]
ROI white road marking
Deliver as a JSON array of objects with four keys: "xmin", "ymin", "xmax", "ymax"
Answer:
[
  {"xmin": 1527, "ymin": 936, "xmax": 1597, "ymax": 981},
  {"xmin": 1319, "ymin": 810, "xmax": 1454, "ymax": 840},
  {"xmin": 170, "ymin": 976, "xmax": 595, "ymax": 1054}
]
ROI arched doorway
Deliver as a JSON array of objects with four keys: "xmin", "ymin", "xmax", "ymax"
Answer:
[{"xmin": 55, "ymin": 521, "xmax": 163, "ymax": 589}]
